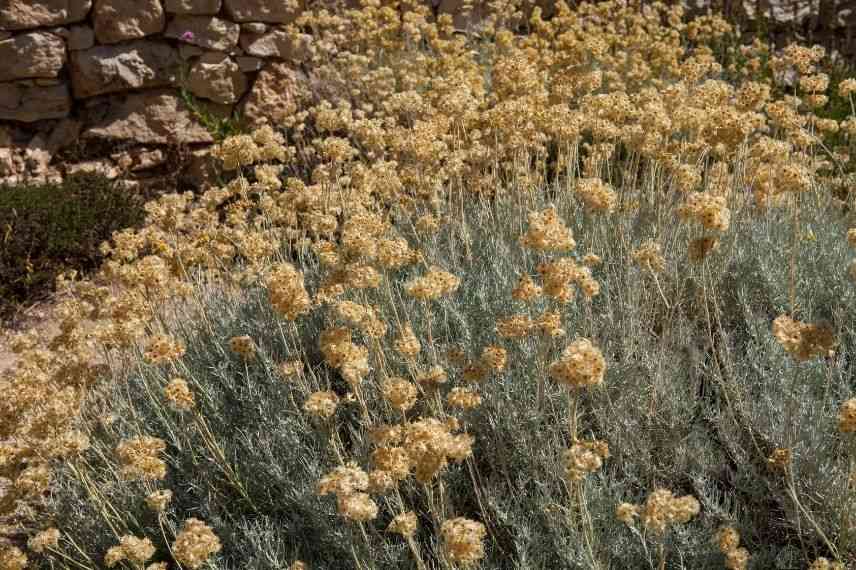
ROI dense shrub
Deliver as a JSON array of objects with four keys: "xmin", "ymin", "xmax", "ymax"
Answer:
[
  {"xmin": 5, "ymin": 1, "xmax": 856, "ymax": 569},
  {"xmin": 0, "ymin": 173, "xmax": 144, "ymax": 319}
]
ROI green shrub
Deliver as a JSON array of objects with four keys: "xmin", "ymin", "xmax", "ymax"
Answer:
[{"xmin": 0, "ymin": 173, "xmax": 144, "ymax": 319}]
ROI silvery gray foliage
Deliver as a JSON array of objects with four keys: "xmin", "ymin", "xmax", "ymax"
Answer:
[{"xmin": 50, "ymin": 178, "xmax": 856, "ymax": 569}]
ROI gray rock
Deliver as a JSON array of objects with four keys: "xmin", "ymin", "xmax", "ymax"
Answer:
[
  {"xmin": 240, "ymin": 29, "xmax": 313, "ymax": 61},
  {"xmin": 222, "ymin": 0, "xmax": 302, "ymax": 23},
  {"xmin": 187, "ymin": 52, "xmax": 248, "ymax": 104},
  {"xmin": 0, "ymin": 32, "xmax": 67, "ymax": 82},
  {"xmin": 165, "ymin": 15, "xmax": 241, "ymax": 51},
  {"xmin": 93, "ymin": 0, "xmax": 165, "ymax": 44},
  {"xmin": 164, "ymin": 0, "xmax": 221, "ymax": 14},
  {"xmin": 70, "ymin": 41, "xmax": 180, "ymax": 99},
  {"xmin": 84, "ymin": 89, "xmax": 216, "ymax": 144},
  {"xmin": 0, "ymin": 0, "xmax": 91, "ymax": 30}
]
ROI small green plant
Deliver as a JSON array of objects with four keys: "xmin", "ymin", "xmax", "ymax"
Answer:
[{"xmin": 0, "ymin": 172, "xmax": 144, "ymax": 320}]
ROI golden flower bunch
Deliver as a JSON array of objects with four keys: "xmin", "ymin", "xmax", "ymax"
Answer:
[
  {"xmin": 402, "ymin": 417, "xmax": 473, "ymax": 483},
  {"xmin": 387, "ymin": 511, "xmax": 418, "ymax": 538},
  {"xmin": 575, "ymin": 177, "xmax": 618, "ymax": 214},
  {"xmin": 441, "ymin": 517, "xmax": 486, "ymax": 566},
  {"xmin": 143, "ymin": 334, "xmax": 186, "ymax": 365},
  {"xmin": 27, "ymin": 528, "xmax": 60, "ymax": 554},
  {"xmin": 116, "ymin": 436, "xmax": 167, "ymax": 481},
  {"xmin": 512, "ymin": 274, "xmax": 542, "ymax": 302},
  {"xmin": 767, "ymin": 447, "xmax": 792, "ymax": 470},
  {"xmin": 164, "ymin": 378, "xmax": 195, "ymax": 411},
  {"xmin": 447, "ymin": 387, "xmax": 482, "ymax": 410},
  {"xmin": 371, "ymin": 445, "xmax": 411, "ymax": 482},
  {"xmin": 617, "ymin": 488, "xmax": 700, "ymax": 535},
  {"xmin": 105, "ymin": 535, "xmax": 155, "ymax": 568},
  {"xmin": 304, "ymin": 390, "xmax": 340, "ymax": 420},
  {"xmin": 810, "ymin": 558, "xmax": 847, "ymax": 570},
  {"xmin": 172, "ymin": 518, "xmax": 222, "ymax": 569},
  {"xmin": 772, "ymin": 315, "xmax": 836, "ymax": 361},
  {"xmin": 715, "ymin": 526, "xmax": 750, "ymax": 570},
  {"xmin": 319, "ymin": 327, "xmax": 371, "ymax": 387},
  {"xmin": 334, "ymin": 300, "xmax": 387, "ymax": 339},
  {"xmin": 146, "ymin": 489, "xmax": 173, "ymax": 513},
  {"xmin": 677, "ymin": 192, "xmax": 731, "ymax": 232},
  {"xmin": 536, "ymin": 257, "xmax": 600, "ymax": 302},
  {"xmin": 266, "ymin": 263, "xmax": 313, "ymax": 321},
  {"xmin": 381, "ymin": 377, "xmax": 418, "ymax": 413},
  {"xmin": 520, "ymin": 207, "xmax": 576, "ymax": 253},
  {"xmin": 394, "ymin": 325, "xmax": 421, "ymax": 359},
  {"xmin": 404, "ymin": 266, "xmax": 461, "ymax": 301},
  {"xmin": 416, "ymin": 365, "xmax": 450, "ymax": 388},
  {"xmin": 229, "ymin": 335, "xmax": 257, "ymax": 360},
  {"xmin": 0, "ymin": 546, "xmax": 28, "ymax": 570},
  {"xmin": 563, "ymin": 439, "xmax": 609, "ymax": 481},
  {"xmin": 631, "ymin": 240, "xmax": 666, "ymax": 273},
  {"xmin": 317, "ymin": 463, "xmax": 379, "ymax": 522},
  {"xmin": 838, "ymin": 399, "xmax": 856, "ymax": 434},
  {"xmin": 549, "ymin": 338, "xmax": 607, "ymax": 389}
]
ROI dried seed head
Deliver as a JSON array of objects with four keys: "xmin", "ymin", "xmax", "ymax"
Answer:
[
  {"xmin": 381, "ymin": 377, "xmax": 418, "ymax": 412},
  {"xmin": 838, "ymin": 399, "xmax": 856, "ymax": 433},
  {"xmin": 145, "ymin": 489, "xmax": 173, "ymax": 513},
  {"xmin": 715, "ymin": 526, "xmax": 741, "ymax": 553},
  {"xmin": 172, "ymin": 519, "xmax": 222, "ymax": 570},
  {"xmin": 228, "ymin": 335, "xmax": 257, "ymax": 359},
  {"xmin": 441, "ymin": 517, "xmax": 486, "ymax": 566},
  {"xmin": 304, "ymin": 391, "xmax": 339, "ymax": 420},
  {"xmin": 164, "ymin": 378, "xmax": 195, "ymax": 411},
  {"xmin": 549, "ymin": 338, "xmax": 606, "ymax": 389},
  {"xmin": 28, "ymin": 528, "xmax": 60, "ymax": 554},
  {"xmin": 616, "ymin": 502, "xmax": 639, "ymax": 525},
  {"xmin": 447, "ymin": 387, "xmax": 483, "ymax": 410},
  {"xmin": 772, "ymin": 315, "xmax": 836, "ymax": 361},
  {"xmin": 387, "ymin": 511, "xmax": 418, "ymax": 538},
  {"xmin": 116, "ymin": 437, "xmax": 167, "ymax": 481},
  {"xmin": 767, "ymin": 447, "xmax": 792, "ymax": 470}
]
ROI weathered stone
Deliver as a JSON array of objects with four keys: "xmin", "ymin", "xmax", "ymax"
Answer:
[
  {"xmin": 0, "ymin": 0, "xmax": 91, "ymax": 30},
  {"xmin": 240, "ymin": 29, "xmax": 313, "ymax": 61},
  {"xmin": 236, "ymin": 56, "xmax": 262, "ymax": 72},
  {"xmin": 0, "ymin": 33, "xmax": 66, "ymax": 82},
  {"xmin": 187, "ymin": 52, "xmax": 248, "ymax": 104},
  {"xmin": 48, "ymin": 27, "xmax": 70, "ymax": 38},
  {"xmin": 241, "ymin": 62, "xmax": 310, "ymax": 126},
  {"xmin": 0, "ymin": 83, "xmax": 71, "ymax": 122},
  {"xmin": 164, "ymin": 0, "xmax": 221, "ymax": 14},
  {"xmin": 0, "ymin": 149, "xmax": 16, "ymax": 177},
  {"xmin": 136, "ymin": 149, "xmax": 166, "ymax": 171},
  {"xmin": 85, "ymin": 90, "xmax": 215, "ymax": 144},
  {"xmin": 241, "ymin": 22, "xmax": 268, "ymax": 34},
  {"xmin": 70, "ymin": 41, "xmax": 180, "ymax": 98},
  {"xmin": 67, "ymin": 159, "xmax": 119, "ymax": 179},
  {"xmin": 0, "ymin": 32, "xmax": 11, "ymax": 40},
  {"xmin": 223, "ymin": 0, "xmax": 302, "ymax": 23},
  {"xmin": 25, "ymin": 135, "xmax": 52, "ymax": 176},
  {"xmin": 93, "ymin": 0, "xmax": 165, "ymax": 44},
  {"xmin": 165, "ymin": 16, "xmax": 241, "ymax": 51},
  {"xmin": 67, "ymin": 25, "xmax": 95, "ymax": 50}
]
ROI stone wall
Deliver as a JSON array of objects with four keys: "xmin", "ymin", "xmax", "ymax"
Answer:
[
  {"xmin": 0, "ymin": 0, "xmax": 854, "ymax": 189},
  {"xmin": 0, "ymin": 0, "xmax": 314, "ymax": 188}
]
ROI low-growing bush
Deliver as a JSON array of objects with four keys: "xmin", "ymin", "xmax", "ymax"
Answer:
[
  {"xmin": 0, "ymin": 173, "xmax": 144, "ymax": 319},
  {"xmin": 5, "ymin": 1, "xmax": 856, "ymax": 569}
]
